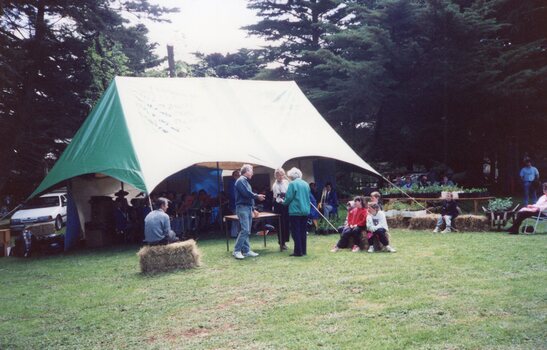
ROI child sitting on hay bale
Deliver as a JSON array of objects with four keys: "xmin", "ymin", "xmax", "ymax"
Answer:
[
  {"xmin": 433, "ymin": 192, "xmax": 461, "ymax": 233},
  {"xmin": 331, "ymin": 197, "xmax": 368, "ymax": 253},
  {"xmin": 138, "ymin": 239, "xmax": 201, "ymax": 274},
  {"xmin": 366, "ymin": 203, "xmax": 396, "ymax": 253}
]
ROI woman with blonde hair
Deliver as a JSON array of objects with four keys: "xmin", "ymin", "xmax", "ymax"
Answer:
[{"xmin": 272, "ymin": 168, "xmax": 290, "ymax": 250}]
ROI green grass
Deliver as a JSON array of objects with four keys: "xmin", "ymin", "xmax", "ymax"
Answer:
[{"xmin": 0, "ymin": 230, "xmax": 546, "ymax": 350}]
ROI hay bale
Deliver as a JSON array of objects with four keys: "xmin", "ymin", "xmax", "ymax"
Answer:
[
  {"xmin": 138, "ymin": 240, "xmax": 201, "ymax": 274},
  {"xmin": 454, "ymin": 215, "xmax": 489, "ymax": 232},
  {"xmin": 408, "ymin": 214, "xmax": 438, "ymax": 230},
  {"xmin": 387, "ymin": 216, "xmax": 409, "ymax": 229}
]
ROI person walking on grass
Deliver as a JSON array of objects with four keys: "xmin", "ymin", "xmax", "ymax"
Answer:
[
  {"xmin": 233, "ymin": 164, "xmax": 265, "ymax": 260},
  {"xmin": 283, "ymin": 167, "xmax": 310, "ymax": 257},
  {"xmin": 366, "ymin": 203, "xmax": 396, "ymax": 253},
  {"xmin": 331, "ymin": 196, "xmax": 368, "ymax": 253}
]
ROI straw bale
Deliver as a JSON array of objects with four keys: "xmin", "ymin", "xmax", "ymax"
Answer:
[
  {"xmin": 138, "ymin": 240, "xmax": 201, "ymax": 274},
  {"xmin": 454, "ymin": 215, "xmax": 489, "ymax": 232},
  {"xmin": 408, "ymin": 215, "xmax": 438, "ymax": 230},
  {"xmin": 387, "ymin": 216, "xmax": 409, "ymax": 229}
]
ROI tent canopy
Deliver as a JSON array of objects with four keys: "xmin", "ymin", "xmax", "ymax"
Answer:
[{"xmin": 31, "ymin": 77, "xmax": 379, "ymax": 198}]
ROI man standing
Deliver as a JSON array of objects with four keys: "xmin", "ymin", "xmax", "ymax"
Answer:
[
  {"xmin": 144, "ymin": 197, "xmax": 178, "ymax": 245},
  {"xmin": 233, "ymin": 164, "xmax": 265, "ymax": 260},
  {"xmin": 520, "ymin": 157, "xmax": 539, "ymax": 205}
]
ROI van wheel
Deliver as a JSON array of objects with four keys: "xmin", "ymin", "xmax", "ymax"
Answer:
[{"xmin": 55, "ymin": 215, "xmax": 63, "ymax": 230}]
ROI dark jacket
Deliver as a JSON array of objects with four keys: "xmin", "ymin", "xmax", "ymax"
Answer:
[{"xmin": 441, "ymin": 200, "xmax": 459, "ymax": 217}]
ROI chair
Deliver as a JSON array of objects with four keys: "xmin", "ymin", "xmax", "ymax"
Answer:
[{"xmin": 523, "ymin": 209, "xmax": 547, "ymax": 234}]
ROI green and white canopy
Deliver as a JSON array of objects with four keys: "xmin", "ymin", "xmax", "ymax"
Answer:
[{"xmin": 32, "ymin": 77, "xmax": 378, "ymax": 197}]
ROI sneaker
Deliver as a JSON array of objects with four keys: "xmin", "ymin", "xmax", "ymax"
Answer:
[
  {"xmin": 244, "ymin": 250, "xmax": 259, "ymax": 257},
  {"xmin": 330, "ymin": 245, "xmax": 339, "ymax": 253},
  {"xmin": 351, "ymin": 245, "xmax": 361, "ymax": 252},
  {"xmin": 385, "ymin": 245, "xmax": 397, "ymax": 253},
  {"xmin": 433, "ymin": 227, "xmax": 440, "ymax": 233},
  {"xmin": 233, "ymin": 251, "xmax": 245, "ymax": 260},
  {"xmin": 441, "ymin": 227, "xmax": 452, "ymax": 233},
  {"xmin": 367, "ymin": 246, "xmax": 375, "ymax": 253}
]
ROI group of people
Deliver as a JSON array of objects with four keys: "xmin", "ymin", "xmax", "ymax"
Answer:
[{"xmin": 330, "ymin": 194, "xmax": 396, "ymax": 253}]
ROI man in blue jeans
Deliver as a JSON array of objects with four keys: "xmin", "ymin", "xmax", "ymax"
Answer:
[
  {"xmin": 520, "ymin": 157, "xmax": 540, "ymax": 205},
  {"xmin": 233, "ymin": 164, "xmax": 265, "ymax": 260}
]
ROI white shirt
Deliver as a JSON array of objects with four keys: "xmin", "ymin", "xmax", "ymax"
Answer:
[
  {"xmin": 366, "ymin": 211, "xmax": 389, "ymax": 232},
  {"xmin": 272, "ymin": 179, "xmax": 289, "ymax": 204}
]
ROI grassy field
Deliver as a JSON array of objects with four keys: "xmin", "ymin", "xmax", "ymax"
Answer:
[{"xmin": 0, "ymin": 230, "xmax": 545, "ymax": 350}]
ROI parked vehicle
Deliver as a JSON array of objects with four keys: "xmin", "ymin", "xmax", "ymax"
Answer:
[{"xmin": 10, "ymin": 192, "xmax": 67, "ymax": 231}]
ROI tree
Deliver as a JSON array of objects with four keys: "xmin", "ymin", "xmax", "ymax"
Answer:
[{"xmin": 0, "ymin": 1, "xmax": 177, "ymax": 195}]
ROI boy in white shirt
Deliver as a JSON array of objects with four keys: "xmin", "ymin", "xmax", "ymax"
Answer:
[{"xmin": 366, "ymin": 203, "xmax": 396, "ymax": 253}]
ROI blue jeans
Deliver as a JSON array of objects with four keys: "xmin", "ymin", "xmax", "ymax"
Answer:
[
  {"xmin": 234, "ymin": 205, "xmax": 253, "ymax": 253},
  {"xmin": 523, "ymin": 181, "xmax": 537, "ymax": 206}
]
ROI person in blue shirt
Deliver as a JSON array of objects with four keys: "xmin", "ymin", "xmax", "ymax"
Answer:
[
  {"xmin": 233, "ymin": 164, "xmax": 265, "ymax": 260},
  {"xmin": 520, "ymin": 157, "xmax": 540, "ymax": 205},
  {"xmin": 144, "ymin": 197, "xmax": 178, "ymax": 245}
]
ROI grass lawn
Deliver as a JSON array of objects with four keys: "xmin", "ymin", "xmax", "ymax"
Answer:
[{"xmin": 0, "ymin": 230, "xmax": 545, "ymax": 349}]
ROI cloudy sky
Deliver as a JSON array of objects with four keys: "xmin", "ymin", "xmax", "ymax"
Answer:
[{"xmin": 142, "ymin": 0, "xmax": 267, "ymax": 62}]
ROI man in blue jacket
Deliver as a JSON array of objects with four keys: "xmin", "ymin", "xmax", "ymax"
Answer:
[{"xmin": 233, "ymin": 164, "xmax": 265, "ymax": 260}]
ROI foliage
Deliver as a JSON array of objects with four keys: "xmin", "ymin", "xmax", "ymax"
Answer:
[
  {"xmin": 487, "ymin": 197, "xmax": 513, "ymax": 212},
  {"xmin": 0, "ymin": 0, "xmax": 177, "ymax": 195},
  {"xmin": 0, "ymin": 233, "xmax": 545, "ymax": 348},
  {"xmin": 383, "ymin": 201, "xmax": 424, "ymax": 211}
]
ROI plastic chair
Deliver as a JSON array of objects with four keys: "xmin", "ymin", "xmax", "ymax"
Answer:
[{"xmin": 523, "ymin": 209, "xmax": 547, "ymax": 234}]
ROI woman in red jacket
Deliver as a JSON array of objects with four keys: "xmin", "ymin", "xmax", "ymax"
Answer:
[{"xmin": 331, "ymin": 196, "xmax": 368, "ymax": 252}]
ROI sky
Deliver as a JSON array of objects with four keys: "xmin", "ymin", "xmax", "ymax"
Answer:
[{"xmin": 142, "ymin": 0, "xmax": 267, "ymax": 63}]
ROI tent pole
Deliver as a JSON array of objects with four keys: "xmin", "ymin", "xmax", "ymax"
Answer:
[
  {"xmin": 216, "ymin": 162, "xmax": 223, "ymax": 228},
  {"xmin": 147, "ymin": 193, "xmax": 153, "ymax": 210}
]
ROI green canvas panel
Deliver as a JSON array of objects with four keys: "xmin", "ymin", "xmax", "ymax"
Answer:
[{"xmin": 30, "ymin": 81, "xmax": 145, "ymax": 198}]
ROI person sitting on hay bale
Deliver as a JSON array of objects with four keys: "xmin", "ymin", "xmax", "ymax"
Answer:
[
  {"xmin": 144, "ymin": 197, "xmax": 179, "ymax": 245},
  {"xmin": 433, "ymin": 192, "xmax": 461, "ymax": 233},
  {"xmin": 507, "ymin": 182, "xmax": 547, "ymax": 234},
  {"xmin": 366, "ymin": 203, "xmax": 396, "ymax": 253},
  {"xmin": 331, "ymin": 196, "xmax": 368, "ymax": 253},
  {"xmin": 370, "ymin": 191, "xmax": 383, "ymax": 210}
]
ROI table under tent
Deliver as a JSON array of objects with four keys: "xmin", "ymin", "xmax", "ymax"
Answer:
[{"xmin": 28, "ymin": 77, "xmax": 380, "ymax": 250}]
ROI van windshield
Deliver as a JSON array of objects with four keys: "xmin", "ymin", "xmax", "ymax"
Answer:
[{"xmin": 23, "ymin": 196, "xmax": 60, "ymax": 209}]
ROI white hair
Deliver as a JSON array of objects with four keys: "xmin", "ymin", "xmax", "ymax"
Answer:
[
  {"xmin": 287, "ymin": 167, "xmax": 302, "ymax": 180},
  {"xmin": 240, "ymin": 164, "xmax": 253, "ymax": 175}
]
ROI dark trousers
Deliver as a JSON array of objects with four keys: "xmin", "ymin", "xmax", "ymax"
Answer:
[
  {"xmin": 508, "ymin": 211, "xmax": 538, "ymax": 233},
  {"xmin": 290, "ymin": 215, "xmax": 308, "ymax": 256},
  {"xmin": 368, "ymin": 228, "xmax": 389, "ymax": 246},
  {"xmin": 337, "ymin": 226, "xmax": 363, "ymax": 248},
  {"xmin": 274, "ymin": 202, "xmax": 290, "ymax": 245}
]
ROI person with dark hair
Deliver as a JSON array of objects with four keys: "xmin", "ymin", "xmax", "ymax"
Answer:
[
  {"xmin": 520, "ymin": 157, "xmax": 540, "ymax": 205},
  {"xmin": 507, "ymin": 182, "xmax": 547, "ymax": 234},
  {"xmin": 320, "ymin": 182, "xmax": 338, "ymax": 218},
  {"xmin": 144, "ymin": 197, "xmax": 178, "ymax": 245},
  {"xmin": 366, "ymin": 203, "xmax": 396, "ymax": 253},
  {"xmin": 433, "ymin": 192, "xmax": 460, "ymax": 233},
  {"xmin": 331, "ymin": 196, "xmax": 368, "ymax": 252}
]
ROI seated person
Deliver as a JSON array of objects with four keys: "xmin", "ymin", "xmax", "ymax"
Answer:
[
  {"xmin": 320, "ymin": 182, "xmax": 339, "ymax": 218},
  {"xmin": 331, "ymin": 197, "xmax": 368, "ymax": 252},
  {"xmin": 402, "ymin": 176, "xmax": 413, "ymax": 189},
  {"xmin": 433, "ymin": 192, "xmax": 461, "ymax": 233},
  {"xmin": 337, "ymin": 200, "xmax": 355, "ymax": 233},
  {"xmin": 144, "ymin": 197, "xmax": 178, "ymax": 245},
  {"xmin": 370, "ymin": 191, "xmax": 383, "ymax": 210},
  {"xmin": 439, "ymin": 175, "xmax": 455, "ymax": 187},
  {"xmin": 507, "ymin": 182, "xmax": 547, "ymax": 234},
  {"xmin": 418, "ymin": 175, "xmax": 430, "ymax": 188},
  {"xmin": 366, "ymin": 203, "xmax": 396, "ymax": 253}
]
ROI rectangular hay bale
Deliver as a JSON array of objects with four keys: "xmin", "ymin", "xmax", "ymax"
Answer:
[
  {"xmin": 408, "ymin": 214, "xmax": 438, "ymax": 230},
  {"xmin": 138, "ymin": 239, "xmax": 201, "ymax": 274},
  {"xmin": 454, "ymin": 215, "xmax": 489, "ymax": 232},
  {"xmin": 387, "ymin": 216, "xmax": 410, "ymax": 229}
]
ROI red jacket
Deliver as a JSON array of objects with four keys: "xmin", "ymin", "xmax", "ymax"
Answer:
[{"xmin": 347, "ymin": 207, "xmax": 367, "ymax": 227}]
